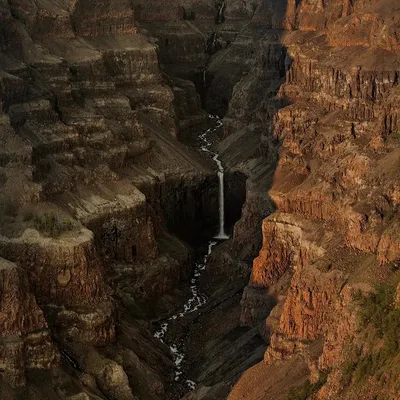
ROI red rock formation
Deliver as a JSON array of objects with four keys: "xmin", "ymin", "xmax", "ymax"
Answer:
[
  {"xmin": 227, "ymin": 0, "xmax": 400, "ymax": 398},
  {"xmin": 0, "ymin": 257, "xmax": 59, "ymax": 387},
  {"xmin": 0, "ymin": 229, "xmax": 116, "ymax": 345}
]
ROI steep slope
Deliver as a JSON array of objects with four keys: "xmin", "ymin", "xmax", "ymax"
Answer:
[
  {"xmin": 225, "ymin": 0, "xmax": 400, "ymax": 399},
  {"xmin": 0, "ymin": 1, "xmax": 224, "ymax": 398}
]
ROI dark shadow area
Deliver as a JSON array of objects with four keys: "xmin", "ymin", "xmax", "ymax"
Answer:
[
  {"xmin": 191, "ymin": 69, "xmax": 214, "ymax": 109},
  {"xmin": 156, "ymin": 160, "xmax": 247, "ymax": 248},
  {"xmin": 225, "ymin": 171, "xmax": 247, "ymax": 231},
  {"xmin": 160, "ymin": 175, "xmax": 220, "ymax": 245},
  {"xmin": 182, "ymin": 7, "xmax": 196, "ymax": 20},
  {"xmin": 0, "ymin": 0, "xmax": 293, "ymax": 397},
  {"xmin": 141, "ymin": 0, "xmax": 291, "ymax": 396},
  {"xmin": 155, "ymin": 0, "xmax": 292, "ymax": 398}
]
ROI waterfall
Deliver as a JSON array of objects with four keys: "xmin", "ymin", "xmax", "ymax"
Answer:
[
  {"xmin": 199, "ymin": 115, "xmax": 229, "ymax": 240},
  {"xmin": 213, "ymin": 158, "xmax": 228, "ymax": 239},
  {"xmin": 217, "ymin": 171, "xmax": 226, "ymax": 238},
  {"xmin": 215, "ymin": 0, "xmax": 226, "ymax": 24},
  {"xmin": 152, "ymin": 116, "xmax": 229, "ymax": 392}
]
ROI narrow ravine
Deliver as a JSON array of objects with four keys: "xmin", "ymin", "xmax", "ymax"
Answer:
[
  {"xmin": 199, "ymin": 115, "xmax": 229, "ymax": 240},
  {"xmin": 153, "ymin": 115, "xmax": 229, "ymax": 392}
]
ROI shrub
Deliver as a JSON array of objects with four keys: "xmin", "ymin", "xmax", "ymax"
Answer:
[
  {"xmin": 2, "ymin": 200, "xmax": 18, "ymax": 217},
  {"xmin": 283, "ymin": 373, "xmax": 328, "ymax": 400},
  {"xmin": 360, "ymin": 284, "xmax": 400, "ymax": 357},
  {"xmin": 0, "ymin": 200, "xmax": 18, "ymax": 228},
  {"xmin": 391, "ymin": 131, "xmax": 400, "ymax": 139},
  {"xmin": 0, "ymin": 172, "xmax": 7, "ymax": 186},
  {"xmin": 354, "ymin": 355, "xmax": 376, "ymax": 381},
  {"xmin": 341, "ymin": 360, "xmax": 357, "ymax": 386},
  {"xmin": 284, "ymin": 381, "xmax": 313, "ymax": 400},
  {"xmin": 23, "ymin": 211, "xmax": 34, "ymax": 222},
  {"xmin": 346, "ymin": 284, "xmax": 400, "ymax": 382},
  {"xmin": 32, "ymin": 212, "xmax": 75, "ymax": 237}
]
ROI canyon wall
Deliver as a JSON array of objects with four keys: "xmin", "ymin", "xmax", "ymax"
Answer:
[
  {"xmin": 0, "ymin": 0, "xmax": 225, "ymax": 397},
  {"xmin": 226, "ymin": 0, "xmax": 400, "ymax": 399}
]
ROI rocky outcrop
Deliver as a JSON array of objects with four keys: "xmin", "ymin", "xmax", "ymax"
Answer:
[
  {"xmin": 0, "ymin": 257, "xmax": 59, "ymax": 387},
  {"xmin": 0, "ymin": 228, "xmax": 115, "ymax": 345},
  {"xmin": 223, "ymin": 0, "xmax": 400, "ymax": 399},
  {"xmin": 240, "ymin": 214, "xmax": 328, "ymax": 327},
  {"xmin": 0, "ymin": 0, "xmax": 221, "ymax": 395}
]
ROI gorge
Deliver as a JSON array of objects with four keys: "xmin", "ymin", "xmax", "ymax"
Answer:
[
  {"xmin": 153, "ymin": 115, "xmax": 229, "ymax": 394},
  {"xmin": 0, "ymin": 0, "xmax": 400, "ymax": 400}
]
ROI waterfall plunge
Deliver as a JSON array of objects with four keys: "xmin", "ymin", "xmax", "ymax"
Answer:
[
  {"xmin": 198, "ymin": 115, "xmax": 229, "ymax": 239},
  {"xmin": 213, "ymin": 159, "xmax": 229, "ymax": 240},
  {"xmin": 153, "ymin": 117, "xmax": 229, "ymax": 390}
]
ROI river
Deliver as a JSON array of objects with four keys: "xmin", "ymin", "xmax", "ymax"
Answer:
[{"xmin": 153, "ymin": 115, "xmax": 229, "ymax": 392}]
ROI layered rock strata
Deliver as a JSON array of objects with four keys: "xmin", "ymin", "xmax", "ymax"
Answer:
[
  {"xmin": 0, "ymin": 257, "xmax": 59, "ymax": 387},
  {"xmin": 0, "ymin": 0, "xmax": 223, "ymax": 397},
  {"xmin": 228, "ymin": 0, "xmax": 400, "ymax": 399}
]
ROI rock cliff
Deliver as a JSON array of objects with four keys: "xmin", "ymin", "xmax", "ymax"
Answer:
[
  {"xmin": 0, "ymin": 0, "xmax": 222, "ymax": 397},
  {"xmin": 224, "ymin": 0, "xmax": 400, "ymax": 399}
]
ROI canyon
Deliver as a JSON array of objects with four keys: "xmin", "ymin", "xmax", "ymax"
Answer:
[{"xmin": 0, "ymin": 0, "xmax": 399, "ymax": 399}]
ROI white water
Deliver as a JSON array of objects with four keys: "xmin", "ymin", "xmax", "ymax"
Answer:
[
  {"xmin": 153, "ymin": 240, "xmax": 217, "ymax": 387},
  {"xmin": 153, "ymin": 116, "xmax": 229, "ymax": 390},
  {"xmin": 215, "ymin": 171, "xmax": 228, "ymax": 239},
  {"xmin": 199, "ymin": 115, "xmax": 229, "ymax": 240}
]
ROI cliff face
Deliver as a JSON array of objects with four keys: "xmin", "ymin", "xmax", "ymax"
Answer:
[
  {"xmin": 0, "ymin": 0, "xmax": 222, "ymax": 397},
  {"xmin": 0, "ymin": 257, "xmax": 59, "ymax": 387},
  {"xmin": 0, "ymin": 229, "xmax": 115, "ymax": 345},
  {"xmin": 227, "ymin": 0, "xmax": 400, "ymax": 399}
]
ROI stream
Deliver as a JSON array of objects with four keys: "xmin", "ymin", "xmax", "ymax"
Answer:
[{"xmin": 153, "ymin": 115, "xmax": 228, "ymax": 391}]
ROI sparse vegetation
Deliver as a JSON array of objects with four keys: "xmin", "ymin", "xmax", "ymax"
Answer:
[
  {"xmin": 23, "ymin": 210, "xmax": 34, "ymax": 222},
  {"xmin": 283, "ymin": 373, "xmax": 328, "ymax": 400},
  {"xmin": 391, "ymin": 130, "xmax": 400, "ymax": 139},
  {"xmin": 0, "ymin": 199, "xmax": 18, "ymax": 222},
  {"xmin": 341, "ymin": 359, "xmax": 357, "ymax": 386},
  {"xmin": 0, "ymin": 200, "xmax": 21, "ymax": 237},
  {"xmin": 0, "ymin": 172, "xmax": 7, "ymax": 186},
  {"xmin": 2, "ymin": 200, "xmax": 18, "ymax": 217},
  {"xmin": 359, "ymin": 284, "xmax": 400, "ymax": 357},
  {"xmin": 344, "ymin": 284, "xmax": 400, "ymax": 383},
  {"xmin": 354, "ymin": 354, "xmax": 377, "ymax": 381},
  {"xmin": 24, "ymin": 211, "xmax": 75, "ymax": 237}
]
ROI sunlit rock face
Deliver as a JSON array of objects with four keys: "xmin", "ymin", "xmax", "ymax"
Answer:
[{"xmin": 225, "ymin": 0, "xmax": 400, "ymax": 399}]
